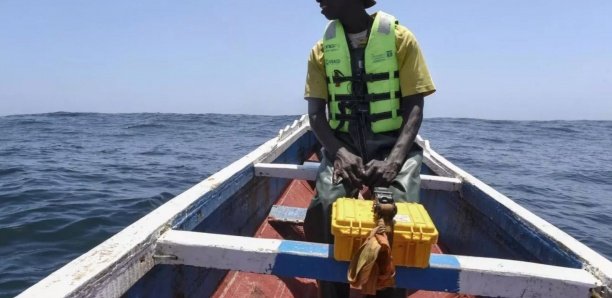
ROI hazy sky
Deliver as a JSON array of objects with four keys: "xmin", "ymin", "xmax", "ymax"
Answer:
[{"xmin": 1, "ymin": 1, "xmax": 610, "ymax": 119}]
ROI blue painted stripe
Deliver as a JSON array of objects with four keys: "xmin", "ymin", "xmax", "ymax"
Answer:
[
  {"xmin": 461, "ymin": 183, "xmax": 583, "ymax": 268},
  {"xmin": 273, "ymin": 240, "xmax": 461, "ymax": 292},
  {"xmin": 430, "ymin": 254, "xmax": 461, "ymax": 268},
  {"xmin": 278, "ymin": 239, "xmax": 330, "ymax": 257},
  {"xmin": 395, "ymin": 255, "xmax": 460, "ymax": 292},
  {"xmin": 274, "ymin": 241, "xmax": 347, "ymax": 282}
]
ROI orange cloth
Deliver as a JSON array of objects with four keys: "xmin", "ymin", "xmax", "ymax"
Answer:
[{"xmin": 347, "ymin": 220, "xmax": 395, "ymax": 295}]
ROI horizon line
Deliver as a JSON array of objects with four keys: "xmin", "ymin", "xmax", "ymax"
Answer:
[{"xmin": 1, "ymin": 111, "xmax": 611, "ymax": 122}]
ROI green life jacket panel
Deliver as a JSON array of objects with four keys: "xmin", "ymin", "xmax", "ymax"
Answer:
[{"xmin": 323, "ymin": 11, "xmax": 402, "ymax": 133}]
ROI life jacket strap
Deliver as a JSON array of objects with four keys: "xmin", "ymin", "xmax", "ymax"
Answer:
[
  {"xmin": 327, "ymin": 71, "xmax": 400, "ymax": 84},
  {"xmin": 333, "ymin": 107, "xmax": 402, "ymax": 124},
  {"xmin": 369, "ymin": 110, "xmax": 401, "ymax": 122},
  {"xmin": 333, "ymin": 91, "xmax": 401, "ymax": 103}
]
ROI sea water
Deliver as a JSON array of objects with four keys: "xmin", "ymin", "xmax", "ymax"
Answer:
[{"xmin": 0, "ymin": 113, "xmax": 610, "ymax": 297}]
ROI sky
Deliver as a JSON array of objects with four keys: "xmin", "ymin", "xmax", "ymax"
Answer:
[{"xmin": 0, "ymin": 0, "xmax": 610, "ymax": 120}]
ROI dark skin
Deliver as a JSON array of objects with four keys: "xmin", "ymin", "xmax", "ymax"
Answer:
[
  {"xmin": 317, "ymin": 0, "xmax": 371, "ymax": 33},
  {"xmin": 308, "ymin": 96, "xmax": 424, "ymax": 188},
  {"xmin": 311, "ymin": 0, "xmax": 425, "ymax": 189}
]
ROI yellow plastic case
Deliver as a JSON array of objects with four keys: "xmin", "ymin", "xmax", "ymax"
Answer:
[{"xmin": 331, "ymin": 198, "xmax": 438, "ymax": 268}]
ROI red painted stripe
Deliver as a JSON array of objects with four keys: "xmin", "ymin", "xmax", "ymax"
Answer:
[{"xmin": 212, "ymin": 178, "xmax": 318, "ymax": 298}]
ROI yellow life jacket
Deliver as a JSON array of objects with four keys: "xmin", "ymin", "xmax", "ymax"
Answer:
[{"xmin": 323, "ymin": 11, "xmax": 402, "ymax": 133}]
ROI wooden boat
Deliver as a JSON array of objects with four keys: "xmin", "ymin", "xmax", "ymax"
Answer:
[{"xmin": 18, "ymin": 115, "xmax": 611, "ymax": 298}]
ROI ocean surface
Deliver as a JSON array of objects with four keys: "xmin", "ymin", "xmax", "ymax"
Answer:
[{"xmin": 0, "ymin": 113, "xmax": 610, "ymax": 297}]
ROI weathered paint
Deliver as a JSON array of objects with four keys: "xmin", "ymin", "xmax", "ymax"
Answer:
[
  {"xmin": 212, "ymin": 177, "xmax": 318, "ymax": 298},
  {"xmin": 254, "ymin": 162, "xmax": 320, "ymax": 181},
  {"xmin": 415, "ymin": 135, "xmax": 454, "ymax": 178},
  {"xmin": 461, "ymin": 182, "xmax": 582, "ymax": 267},
  {"xmin": 418, "ymin": 136, "xmax": 612, "ymax": 295},
  {"xmin": 156, "ymin": 230, "xmax": 598, "ymax": 297},
  {"xmin": 456, "ymin": 255, "xmax": 595, "ymax": 298},
  {"xmin": 214, "ymin": 169, "xmax": 468, "ymax": 298},
  {"xmin": 158, "ymin": 231, "xmax": 282, "ymax": 273},
  {"xmin": 254, "ymin": 162, "xmax": 462, "ymax": 191},
  {"xmin": 268, "ymin": 205, "xmax": 308, "ymax": 224},
  {"xmin": 172, "ymin": 165, "xmax": 254, "ymax": 231},
  {"xmin": 125, "ymin": 130, "xmax": 318, "ymax": 297},
  {"xmin": 421, "ymin": 187, "xmax": 533, "ymax": 261}
]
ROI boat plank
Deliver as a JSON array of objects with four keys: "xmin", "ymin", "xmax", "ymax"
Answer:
[
  {"xmin": 254, "ymin": 162, "xmax": 462, "ymax": 192},
  {"xmin": 268, "ymin": 205, "xmax": 307, "ymax": 224},
  {"xmin": 211, "ymin": 177, "xmax": 466, "ymax": 298},
  {"xmin": 156, "ymin": 230, "xmax": 598, "ymax": 298}
]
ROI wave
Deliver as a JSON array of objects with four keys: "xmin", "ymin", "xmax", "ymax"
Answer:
[
  {"xmin": 125, "ymin": 123, "xmax": 167, "ymax": 129},
  {"xmin": 0, "ymin": 167, "xmax": 25, "ymax": 177}
]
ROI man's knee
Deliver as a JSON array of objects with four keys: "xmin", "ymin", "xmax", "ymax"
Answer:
[
  {"xmin": 389, "ymin": 150, "xmax": 423, "ymax": 203},
  {"xmin": 304, "ymin": 197, "xmax": 329, "ymax": 243}
]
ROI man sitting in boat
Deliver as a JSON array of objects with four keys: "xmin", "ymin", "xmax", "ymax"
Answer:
[{"xmin": 303, "ymin": 0, "xmax": 436, "ymax": 296}]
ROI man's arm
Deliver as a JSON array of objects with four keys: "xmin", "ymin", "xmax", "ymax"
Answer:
[
  {"xmin": 387, "ymin": 93, "xmax": 424, "ymax": 166},
  {"xmin": 308, "ymin": 99, "xmax": 365, "ymax": 187},
  {"xmin": 364, "ymin": 93, "xmax": 424, "ymax": 186}
]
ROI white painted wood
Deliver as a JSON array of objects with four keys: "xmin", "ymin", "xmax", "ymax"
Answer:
[
  {"xmin": 254, "ymin": 162, "xmax": 320, "ymax": 181},
  {"xmin": 420, "ymin": 175, "xmax": 462, "ymax": 192},
  {"xmin": 456, "ymin": 255, "xmax": 598, "ymax": 298},
  {"xmin": 155, "ymin": 230, "xmax": 598, "ymax": 298},
  {"xmin": 415, "ymin": 135, "xmax": 455, "ymax": 177},
  {"xmin": 417, "ymin": 135, "xmax": 612, "ymax": 294},
  {"xmin": 254, "ymin": 162, "xmax": 462, "ymax": 191},
  {"xmin": 18, "ymin": 116, "xmax": 311, "ymax": 298},
  {"xmin": 156, "ymin": 230, "xmax": 281, "ymax": 274},
  {"xmin": 278, "ymin": 115, "xmax": 308, "ymax": 141}
]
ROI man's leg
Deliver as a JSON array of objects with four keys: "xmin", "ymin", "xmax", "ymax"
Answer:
[
  {"xmin": 370, "ymin": 149, "xmax": 424, "ymax": 297},
  {"xmin": 303, "ymin": 150, "xmax": 423, "ymax": 297},
  {"xmin": 304, "ymin": 154, "xmax": 353, "ymax": 298},
  {"xmin": 304, "ymin": 154, "xmax": 349, "ymax": 243},
  {"xmin": 389, "ymin": 148, "xmax": 423, "ymax": 203}
]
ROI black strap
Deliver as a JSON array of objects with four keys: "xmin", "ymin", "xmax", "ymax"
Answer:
[
  {"xmin": 334, "ymin": 91, "xmax": 401, "ymax": 103},
  {"xmin": 332, "ymin": 110, "xmax": 401, "ymax": 129},
  {"xmin": 327, "ymin": 76, "xmax": 352, "ymax": 84},
  {"xmin": 334, "ymin": 114, "xmax": 355, "ymax": 121},
  {"xmin": 327, "ymin": 71, "xmax": 399, "ymax": 84},
  {"xmin": 332, "ymin": 99, "xmax": 351, "ymax": 131},
  {"xmin": 330, "ymin": 103, "xmax": 401, "ymax": 123},
  {"xmin": 365, "ymin": 71, "xmax": 400, "ymax": 82},
  {"xmin": 367, "ymin": 110, "xmax": 401, "ymax": 122}
]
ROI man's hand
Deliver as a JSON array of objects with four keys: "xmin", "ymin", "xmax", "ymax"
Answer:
[
  {"xmin": 361, "ymin": 94, "xmax": 424, "ymax": 187},
  {"xmin": 333, "ymin": 147, "xmax": 365, "ymax": 188},
  {"xmin": 364, "ymin": 159, "xmax": 402, "ymax": 187}
]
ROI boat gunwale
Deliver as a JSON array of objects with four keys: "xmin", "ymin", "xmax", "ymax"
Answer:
[
  {"xmin": 416, "ymin": 135, "xmax": 612, "ymax": 293},
  {"xmin": 17, "ymin": 116, "xmax": 310, "ymax": 298}
]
